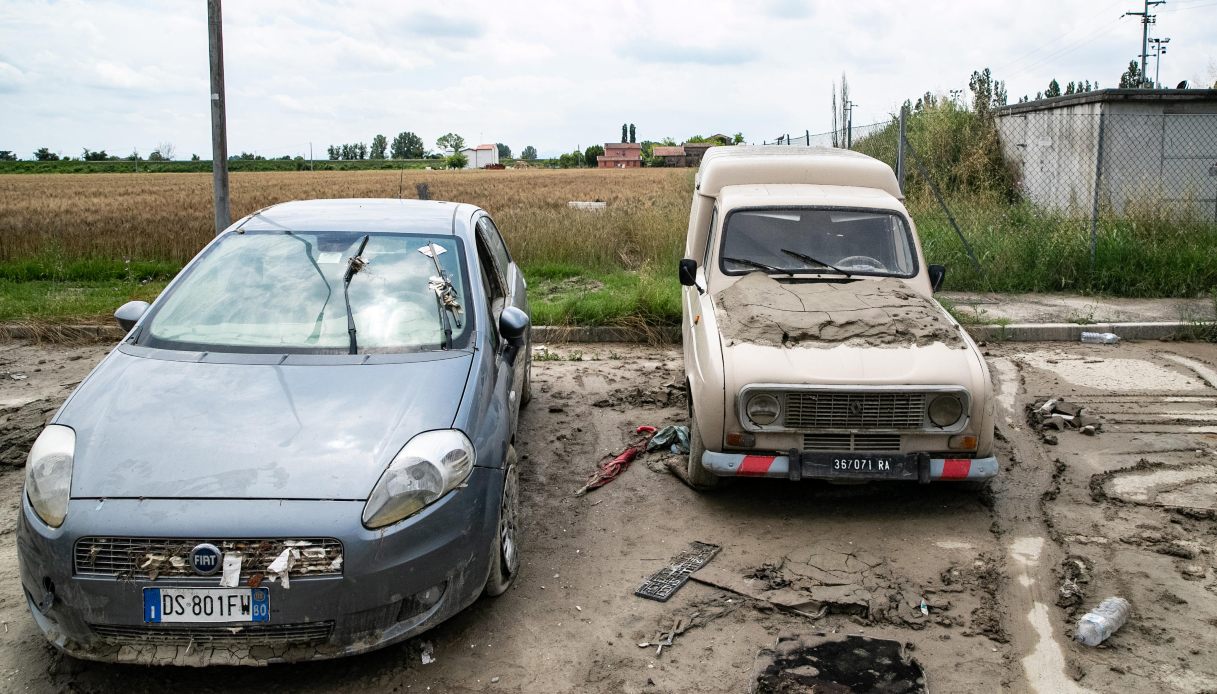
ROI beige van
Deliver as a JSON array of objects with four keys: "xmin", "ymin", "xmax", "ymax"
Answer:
[{"xmin": 679, "ymin": 146, "xmax": 997, "ymax": 489}]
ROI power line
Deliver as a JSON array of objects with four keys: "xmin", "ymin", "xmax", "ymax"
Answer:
[
  {"xmin": 993, "ymin": 0, "xmax": 1125, "ymax": 75},
  {"xmin": 1124, "ymin": 0, "xmax": 1166, "ymax": 87}
]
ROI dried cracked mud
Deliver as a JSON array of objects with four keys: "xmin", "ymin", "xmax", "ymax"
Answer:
[{"xmin": 1, "ymin": 338, "xmax": 1215, "ymax": 692}]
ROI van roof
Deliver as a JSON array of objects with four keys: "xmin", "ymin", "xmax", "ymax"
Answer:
[{"xmin": 695, "ymin": 146, "xmax": 902, "ymax": 200}]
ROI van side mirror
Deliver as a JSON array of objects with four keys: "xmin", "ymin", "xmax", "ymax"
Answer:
[
  {"xmin": 499, "ymin": 306, "xmax": 530, "ymax": 366},
  {"xmin": 114, "ymin": 300, "xmax": 150, "ymax": 331},
  {"xmin": 679, "ymin": 259, "xmax": 699, "ymax": 289},
  {"xmin": 928, "ymin": 264, "xmax": 946, "ymax": 292}
]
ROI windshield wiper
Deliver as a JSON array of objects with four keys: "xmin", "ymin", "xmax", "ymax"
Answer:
[
  {"xmin": 422, "ymin": 241, "xmax": 463, "ymax": 350},
  {"xmin": 721, "ymin": 256, "xmax": 791, "ymax": 275},
  {"xmin": 780, "ymin": 248, "xmax": 852, "ymax": 277},
  {"xmin": 343, "ymin": 235, "xmax": 370, "ymax": 355}
]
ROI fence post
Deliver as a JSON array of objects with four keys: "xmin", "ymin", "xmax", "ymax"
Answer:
[
  {"xmin": 896, "ymin": 106, "xmax": 907, "ymax": 195},
  {"xmin": 1088, "ymin": 111, "xmax": 1107, "ymax": 270},
  {"xmin": 805, "ymin": 130, "xmax": 810, "ymax": 147}
]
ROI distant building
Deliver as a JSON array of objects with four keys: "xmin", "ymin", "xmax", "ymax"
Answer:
[
  {"xmin": 652, "ymin": 145, "xmax": 686, "ymax": 167},
  {"xmin": 598, "ymin": 143, "xmax": 642, "ymax": 168},
  {"xmin": 682, "ymin": 142, "xmax": 715, "ymax": 166},
  {"xmin": 459, "ymin": 144, "xmax": 499, "ymax": 169}
]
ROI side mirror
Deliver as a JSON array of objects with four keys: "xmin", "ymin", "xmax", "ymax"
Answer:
[
  {"xmin": 679, "ymin": 259, "xmax": 699, "ymax": 288},
  {"xmin": 499, "ymin": 306, "xmax": 530, "ymax": 366},
  {"xmin": 114, "ymin": 300, "xmax": 150, "ymax": 331},
  {"xmin": 927, "ymin": 264, "xmax": 946, "ymax": 293}
]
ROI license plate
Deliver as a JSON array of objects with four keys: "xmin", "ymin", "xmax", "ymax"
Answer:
[
  {"xmin": 800, "ymin": 453, "xmax": 920, "ymax": 480},
  {"xmin": 143, "ymin": 587, "xmax": 270, "ymax": 623}
]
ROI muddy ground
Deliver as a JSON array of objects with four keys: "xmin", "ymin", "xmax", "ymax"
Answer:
[{"xmin": 1, "ymin": 339, "xmax": 1215, "ymax": 693}]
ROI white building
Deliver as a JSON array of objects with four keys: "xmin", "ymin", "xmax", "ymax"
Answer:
[{"xmin": 459, "ymin": 144, "xmax": 499, "ymax": 169}]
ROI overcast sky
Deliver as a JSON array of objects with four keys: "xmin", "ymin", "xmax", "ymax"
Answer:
[{"xmin": 2, "ymin": 0, "xmax": 1216, "ymax": 159}]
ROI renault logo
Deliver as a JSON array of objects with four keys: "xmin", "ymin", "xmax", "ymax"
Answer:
[
  {"xmin": 190, "ymin": 543, "xmax": 222, "ymax": 576},
  {"xmin": 847, "ymin": 402, "xmax": 864, "ymax": 417}
]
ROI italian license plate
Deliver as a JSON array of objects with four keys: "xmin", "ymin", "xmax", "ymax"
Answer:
[
  {"xmin": 143, "ymin": 587, "xmax": 270, "ymax": 623},
  {"xmin": 800, "ymin": 453, "xmax": 919, "ymax": 480}
]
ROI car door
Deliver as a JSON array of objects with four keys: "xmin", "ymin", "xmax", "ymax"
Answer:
[{"xmin": 474, "ymin": 215, "xmax": 526, "ymax": 431}]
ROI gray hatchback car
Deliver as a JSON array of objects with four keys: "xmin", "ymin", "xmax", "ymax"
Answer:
[{"xmin": 17, "ymin": 198, "xmax": 532, "ymax": 665}]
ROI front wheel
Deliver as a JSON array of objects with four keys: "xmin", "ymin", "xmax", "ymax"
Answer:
[
  {"xmin": 485, "ymin": 446, "xmax": 521, "ymax": 596},
  {"xmin": 686, "ymin": 406, "xmax": 720, "ymax": 491}
]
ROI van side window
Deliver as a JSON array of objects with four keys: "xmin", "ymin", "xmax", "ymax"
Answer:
[{"xmin": 702, "ymin": 207, "xmax": 718, "ymax": 270}]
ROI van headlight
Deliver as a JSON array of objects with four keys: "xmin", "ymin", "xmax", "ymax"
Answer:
[
  {"xmin": 25, "ymin": 425, "xmax": 75, "ymax": 528},
  {"xmin": 745, "ymin": 393, "xmax": 782, "ymax": 426},
  {"xmin": 928, "ymin": 393, "xmax": 965, "ymax": 427},
  {"xmin": 362, "ymin": 430, "xmax": 475, "ymax": 529}
]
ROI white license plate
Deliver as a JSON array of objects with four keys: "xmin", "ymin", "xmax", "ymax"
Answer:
[{"xmin": 143, "ymin": 587, "xmax": 270, "ymax": 623}]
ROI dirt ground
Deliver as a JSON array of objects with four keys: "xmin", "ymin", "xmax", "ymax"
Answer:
[{"xmin": 1, "ymin": 338, "xmax": 1216, "ymax": 693}]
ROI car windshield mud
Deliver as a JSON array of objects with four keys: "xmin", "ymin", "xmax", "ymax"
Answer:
[
  {"xmin": 138, "ymin": 231, "xmax": 472, "ymax": 354},
  {"xmin": 720, "ymin": 208, "xmax": 917, "ymax": 278}
]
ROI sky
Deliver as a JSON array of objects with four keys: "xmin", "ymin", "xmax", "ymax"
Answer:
[{"xmin": 2, "ymin": 0, "xmax": 1216, "ymax": 159}]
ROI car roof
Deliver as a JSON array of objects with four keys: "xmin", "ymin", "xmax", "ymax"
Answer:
[
  {"xmin": 695, "ymin": 146, "xmax": 903, "ymax": 201},
  {"xmin": 717, "ymin": 183, "xmax": 904, "ymax": 212},
  {"xmin": 235, "ymin": 198, "xmax": 480, "ymax": 236}
]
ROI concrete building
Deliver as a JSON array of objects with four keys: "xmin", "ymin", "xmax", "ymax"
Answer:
[
  {"xmin": 459, "ymin": 144, "xmax": 499, "ymax": 169},
  {"xmin": 598, "ymin": 143, "xmax": 642, "ymax": 168},
  {"xmin": 993, "ymin": 89, "xmax": 1217, "ymax": 218}
]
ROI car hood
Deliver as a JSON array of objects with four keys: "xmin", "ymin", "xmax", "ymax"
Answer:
[
  {"xmin": 60, "ymin": 349, "xmax": 473, "ymax": 500},
  {"xmin": 722, "ymin": 339, "xmax": 981, "ymax": 388}
]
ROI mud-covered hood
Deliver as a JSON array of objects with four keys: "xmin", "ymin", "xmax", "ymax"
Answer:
[
  {"xmin": 59, "ymin": 349, "xmax": 473, "ymax": 500},
  {"xmin": 722, "ymin": 339, "xmax": 979, "ymax": 388}
]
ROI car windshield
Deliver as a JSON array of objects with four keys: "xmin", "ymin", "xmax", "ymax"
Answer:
[
  {"xmin": 139, "ymin": 231, "xmax": 472, "ymax": 354},
  {"xmin": 720, "ymin": 208, "xmax": 917, "ymax": 277}
]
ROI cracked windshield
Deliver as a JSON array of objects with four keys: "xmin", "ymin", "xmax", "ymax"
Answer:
[
  {"xmin": 721, "ymin": 209, "xmax": 917, "ymax": 277},
  {"xmin": 142, "ymin": 232, "xmax": 469, "ymax": 353}
]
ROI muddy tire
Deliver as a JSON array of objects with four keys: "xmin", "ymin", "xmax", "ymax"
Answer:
[
  {"xmin": 687, "ymin": 407, "xmax": 721, "ymax": 491},
  {"xmin": 485, "ymin": 446, "xmax": 521, "ymax": 597}
]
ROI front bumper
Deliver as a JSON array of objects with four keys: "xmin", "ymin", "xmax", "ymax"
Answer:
[
  {"xmin": 701, "ymin": 451, "xmax": 998, "ymax": 482},
  {"xmin": 16, "ymin": 466, "xmax": 502, "ymax": 666}
]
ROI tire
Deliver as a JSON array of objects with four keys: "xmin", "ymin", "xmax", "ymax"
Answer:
[
  {"xmin": 484, "ymin": 446, "xmax": 521, "ymax": 597},
  {"xmin": 686, "ymin": 406, "xmax": 721, "ymax": 491}
]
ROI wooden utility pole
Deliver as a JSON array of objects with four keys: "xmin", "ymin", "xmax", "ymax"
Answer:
[{"xmin": 208, "ymin": 0, "xmax": 231, "ymax": 234}]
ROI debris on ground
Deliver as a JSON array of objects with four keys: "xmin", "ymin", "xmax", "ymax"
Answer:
[
  {"xmin": 1075, "ymin": 597, "xmax": 1131, "ymax": 646},
  {"xmin": 645, "ymin": 425, "xmax": 689, "ymax": 454},
  {"xmin": 1029, "ymin": 397, "xmax": 1103, "ymax": 441},
  {"xmin": 1055, "ymin": 556, "xmax": 1091, "ymax": 612},
  {"xmin": 637, "ymin": 596, "xmax": 741, "ymax": 656},
  {"xmin": 752, "ymin": 634, "xmax": 927, "ymax": 693},
  {"xmin": 420, "ymin": 641, "xmax": 436, "ymax": 664},
  {"xmin": 635, "ymin": 541, "xmax": 720, "ymax": 602},
  {"xmin": 574, "ymin": 426, "xmax": 655, "ymax": 497}
]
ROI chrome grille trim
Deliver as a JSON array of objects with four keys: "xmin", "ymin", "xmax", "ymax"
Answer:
[
  {"xmin": 785, "ymin": 391, "xmax": 926, "ymax": 430},
  {"xmin": 74, "ymin": 537, "xmax": 343, "ymax": 579},
  {"xmin": 91, "ymin": 621, "xmax": 333, "ymax": 646},
  {"xmin": 803, "ymin": 433, "xmax": 902, "ymax": 452}
]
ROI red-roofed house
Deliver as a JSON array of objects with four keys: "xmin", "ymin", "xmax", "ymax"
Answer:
[
  {"xmin": 459, "ymin": 143, "xmax": 499, "ymax": 168},
  {"xmin": 651, "ymin": 145, "xmax": 686, "ymax": 167},
  {"xmin": 598, "ymin": 143, "xmax": 642, "ymax": 168}
]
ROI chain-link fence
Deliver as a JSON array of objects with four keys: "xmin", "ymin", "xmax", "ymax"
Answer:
[
  {"xmin": 762, "ymin": 122, "xmax": 889, "ymax": 151},
  {"xmin": 994, "ymin": 111, "xmax": 1217, "ymax": 223}
]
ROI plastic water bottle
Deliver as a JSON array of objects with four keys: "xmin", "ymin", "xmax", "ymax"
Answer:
[
  {"xmin": 1080, "ymin": 332, "xmax": 1120, "ymax": 344},
  {"xmin": 1074, "ymin": 597, "xmax": 1131, "ymax": 646}
]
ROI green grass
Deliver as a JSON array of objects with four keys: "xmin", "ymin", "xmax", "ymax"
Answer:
[
  {"xmin": 0, "ymin": 279, "xmax": 166, "ymax": 322},
  {"xmin": 524, "ymin": 263, "xmax": 680, "ymax": 326}
]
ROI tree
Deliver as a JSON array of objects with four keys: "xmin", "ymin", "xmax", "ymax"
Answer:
[
  {"xmin": 629, "ymin": 123, "xmax": 636, "ymax": 143},
  {"xmin": 327, "ymin": 145, "xmax": 339, "ymax": 160},
  {"xmin": 732, "ymin": 132, "xmax": 745, "ymax": 144},
  {"xmin": 147, "ymin": 149, "xmax": 168, "ymax": 161},
  {"xmin": 1118, "ymin": 60, "xmax": 1143, "ymax": 88},
  {"xmin": 520, "ymin": 145, "xmax": 538, "ymax": 161},
  {"xmin": 81, "ymin": 148, "xmax": 109, "ymax": 161},
  {"xmin": 446, "ymin": 152, "xmax": 468, "ymax": 169},
  {"xmin": 831, "ymin": 73, "xmax": 850, "ymax": 146},
  {"xmin": 191, "ymin": 153, "xmax": 200, "ymax": 161},
  {"xmin": 584, "ymin": 144, "xmax": 604, "ymax": 167},
  {"xmin": 621, "ymin": 123, "xmax": 627, "ymax": 143},
  {"xmin": 496, "ymin": 143, "xmax": 511, "ymax": 159},
  {"xmin": 0, "ymin": 150, "xmax": 18, "ymax": 161},
  {"xmin": 370, "ymin": 134, "xmax": 388, "ymax": 159},
  {"xmin": 390, "ymin": 131, "xmax": 424, "ymax": 159},
  {"xmin": 436, "ymin": 133, "xmax": 465, "ymax": 153},
  {"xmin": 33, "ymin": 147, "xmax": 59, "ymax": 161},
  {"xmin": 154, "ymin": 141, "xmax": 175, "ymax": 160},
  {"xmin": 125, "ymin": 149, "xmax": 141, "ymax": 161},
  {"xmin": 1044, "ymin": 79, "xmax": 1061, "ymax": 98}
]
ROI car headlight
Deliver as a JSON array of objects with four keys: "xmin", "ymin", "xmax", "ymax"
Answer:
[
  {"xmin": 928, "ymin": 393, "xmax": 965, "ymax": 428},
  {"xmin": 25, "ymin": 425, "xmax": 75, "ymax": 528},
  {"xmin": 745, "ymin": 393, "xmax": 781, "ymax": 426},
  {"xmin": 362, "ymin": 430, "xmax": 475, "ymax": 529}
]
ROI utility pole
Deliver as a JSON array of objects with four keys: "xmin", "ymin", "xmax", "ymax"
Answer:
[
  {"xmin": 1150, "ymin": 37, "xmax": 1170, "ymax": 87},
  {"xmin": 845, "ymin": 101, "xmax": 857, "ymax": 149},
  {"xmin": 207, "ymin": 0, "xmax": 231, "ymax": 235},
  {"xmin": 1125, "ymin": 0, "xmax": 1165, "ymax": 88}
]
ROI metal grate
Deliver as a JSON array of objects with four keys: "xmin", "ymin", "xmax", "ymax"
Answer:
[
  {"xmin": 91, "ymin": 621, "xmax": 333, "ymax": 646},
  {"xmin": 635, "ymin": 541, "xmax": 720, "ymax": 602},
  {"xmin": 75, "ymin": 537, "xmax": 343, "ymax": 580},
  {"xmin": 804, "ymin": 433, "xmax": 902, "ymax": 452},
  {"xmin": 784, "ymin": 391, "xmax": 926, "ymax": 430}
]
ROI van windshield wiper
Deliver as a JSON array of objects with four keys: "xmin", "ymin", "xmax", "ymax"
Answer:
[
  {"xmin": 721, "ymin": 256, "xmax": 790, "ymax": 275},
  {"xmin": 343, "ymin": 235, "xmax": 370, "ymax": 355},
  {"xmin": 780, "ymin": 248, "xmax": 852, "ymax": 277}
]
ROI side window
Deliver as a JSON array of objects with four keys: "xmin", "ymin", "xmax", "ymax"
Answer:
[
  {"xmin": 477, "ymin": 217, "xmax": 511, "ymax": 295},
  {"xmin": 702, "ymin": 207, "xmax": 718, "ymax": 270},
  {"xmin": 476, "ymin": 234, "xmax": 505, "ymax": 345}
]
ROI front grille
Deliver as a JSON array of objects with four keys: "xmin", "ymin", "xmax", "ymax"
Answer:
[
  {"xmin": 803, "ymin": 433, "xmax": 902, "ymax": 452},
  {"xmin": 91, "ymin": 621, "xmax": 333, "ymax": 646},
  {"xmin": 74, "ymin": 537, "xmax": 343, "ymax": 580},
  {"xmin": 784, "ymin": 391, "xmax": 926, "ymax": 430}
]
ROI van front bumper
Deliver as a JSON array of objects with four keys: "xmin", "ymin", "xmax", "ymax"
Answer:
[{"xmin": 700, "ymin": 451, "xmax": 998, "ymax": 482}]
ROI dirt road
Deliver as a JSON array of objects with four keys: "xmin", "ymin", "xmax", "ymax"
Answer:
[{"xmin": 1, "ymin": 339, "xmax": 1215, "ymax": 692}]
